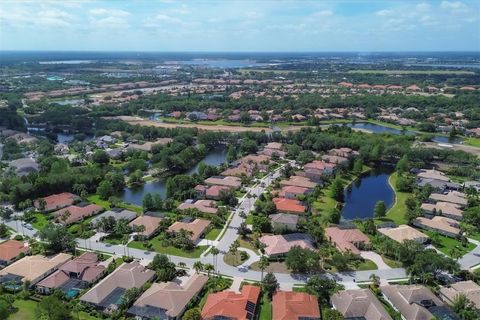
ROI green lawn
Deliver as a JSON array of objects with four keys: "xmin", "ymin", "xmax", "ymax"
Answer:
[
  {"xmin": 102, "ymin": 233, "xmax": 127, "ymax": 245},
  {"xmin": 10, "ymin": 299, "xmax": 36, "ymax": 320},
  {"xmin": 223, "ymin": 251, "xmax": 249, "ymax": 267},
  {"xmin": 384, "ymin": 172, "xmax": 409, "ymax": 225},
  {"xmin": 245, "ymin": 214, "xmax": 254, "ymax": 224},
  {"xmin": 258, "ymin": 294, "xmax": 272, "ymax": 320},
  {"xmin": 87, "ymin": 195, "xmax": 111, "ymax": 210},
  {"xmin": 432, "ymin": 234, "xmax": 476, "ymax": 257},
  {"xmin": 205, "ymin": 228, "xmax": 222, "ymax": 240},
  {"xmin": 31, "ymin": 213, "xmax": 49, "ymax": 231},
  {"xmin": 128, "ymin": 237, "xmax": 207, "ymax": 258},
  {"xmin": 356, "ymin": 259, "xmax": 378, "ymax": 271},
  {"xmin": 465, "ymin": 137, "xmax": 480, "ymax": 148}
]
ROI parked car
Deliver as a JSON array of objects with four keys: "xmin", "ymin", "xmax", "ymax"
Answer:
[{"xmin": 237, "ymin": 264, "xmax": 249, "ymax": 272}]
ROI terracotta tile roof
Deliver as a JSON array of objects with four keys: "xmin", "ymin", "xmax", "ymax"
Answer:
[
  {"xmin": 35, "ymin": 192, "xmax": 78, "ymax": 211},
  {"xmin": 440, "ymin": 281, "xmax": 480, "ymax": 309},
  {"xmin": 421, "ymin": 202, "xmax": 463, "ymax": 219},
  {"xmin": 167, "ymin": 219, "xmax": 211, "ymax": 242},
  {"xmin": 280, "ymin": 176, "xmax": 316, "ymax": 189},
  {"xmin": 278, "ymin": 185, "xmax": 310, "ymax": 198},
  {"xmin": 178, "ymin": 199, "xmax": 218, "ymax": 214},
  {"xmin": 260, "ymin": 233, "xmax": 314, "ymax": 256},
  {"xmin": 331, "ymin": 289, "xmax": 392, "ymax": 320},
  {"xmin": 265, "ymin": 142, "xmax": 283, "ymax": 150},
  {"xmin": 378, "ymin": 225, "xmax": 428, "ymax": 243},
  {"xmin": 429, "ymin": 191, "xmax": 468, "ymax": 207},
  {"xmin": 202, "ymin": 285, "xmax": 261, "ymax": 320},
  {"xmin": 413, "ymin": 216, "xmax": 461, "ymax": 236},
  {"xmin": 53, "ymin": 204, "xmax": 103, "ymax": 224},
  {"xmin": 129, "ymin": 215, "xmax": 163, "ymax": 237},
  {"xmin": 272, "ymin": 197, "xmax": 306, "ymax": 214},
  {"xmin": 325, "ymin": 227, "xmax": 370, "ymax": 255},
  {"xmin": 304, "ymin": 160, "xmax": 336, "ymax": 171},
  {"xmin": 272, "ymin": 291, "xmax": 320, "ymax": 320},
  {"xmin": 205, "ymin": 185, "xmax": 231, "ymax": 198},
  {"xmin": 205, "ymin": 176, "xmax": 242, "ymax": 188},
  {"xmin": 417, "ymin": 169, "xmax": 450, "ymax": 182},
  {"xmin": 129, "ymin": 274, "xmax": 208, "ymax": 319},
  {"xmin": 0, "ymin": 240, "xmax": 29, "ymax": 263}
]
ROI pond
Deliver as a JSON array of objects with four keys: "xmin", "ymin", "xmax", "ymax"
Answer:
[
  {"xmin": 341, "ymin": 166, "xmax": 395, "ymax": 220},
  {"xmin": 347, "ymin": 122, "xmax": 463, "ymax": 144},
  {"xmin": 119, "ymin": 146, "xmax": 227, "ymax": 205}
]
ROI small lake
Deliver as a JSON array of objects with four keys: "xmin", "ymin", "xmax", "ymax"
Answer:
[
  {"xmin": 172, "ymin": 59, "xmax": 270, "ymax": 68},
  {"xmin": 341, "ymin": 167, "xmax": 395, "ymax": 220},
  {"xmin": 431, "ymin": 136, "xmax": 463, "ymax": 144},
  {"xmin": 119, "ymin": 146, "xmax": 227, "ymax": 205}
]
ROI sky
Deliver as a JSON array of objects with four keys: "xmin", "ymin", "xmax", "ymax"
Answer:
[{"xmin": 0, "ymin": 0, "xmax": 479, "ymax": 52}]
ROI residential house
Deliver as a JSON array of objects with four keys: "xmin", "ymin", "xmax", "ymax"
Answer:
[
  {"xmin": 331, "ymin": 289, "xmax": 393, "ymax": 320},
  {"xmin": 272, "ymin": 291, "xmax": 320, "ymax": 320},
  {"xmin": 167, "ymin": 218, "xmax": 211, "ymax": 244},
  {"xmin": 204, "ymin": 176, "xmax": 242, "ymax": 189},
  {"xmin": 280, "ymin": 176, "xmax": 317, "ymax": 189},
  {"xmin": 277, "ymin": 185, "xmax": 311, "ymax": 199},
  {"xmin": 35, "ymin": 193, "xmax": 79, "ymax": 212},
  {"xmin": 53, "ymin": 203, "xmax": 103, "ymax": 225},
  {"xmin": 91, "ymin": 209, "xmax": 137, "ymax": 228},
  {"xmin": 201, "ymin": 285, "xmax": 261, "ymax": 320},
  {"xmin": 321, "ymin": 154, "xmax": 349, "ymax": 165},
  {"xmin": 261, "ymin": 142, "xmax": 286, "ymax": 158},
  {"xmin": 195, "ymin": 184, "xmax": 232, "ymax": 200},
  {"xmin": 464, "ymin": 181, "xmax": 480, "ymax": 192},
  {"xmin": 272, "ymin": 197, "xmax": 306, "ymax": 214},
  {"xmin": 329, "ymin": 148, "xmax": 359, "ymax": 158},
  {"xmin": 129, "ymin": 215, "xmax": 163, "ymax": 239},
  {"xmin": 303, "ymin": 160, "xmax": 336, "ymax": 181},
  {"xmin": 80, "ymin": 262, "xmax": 155, "ymax": 313},
  {"xmin": 36, "ymin": 252, "xmax": 105, "ymax": 295},
  {"xmin": 221, "ymin": 163, "xmax": 255, "ymax": 177},
  {"xmin": 269, "ymin": 213, "xmax": 299, "ymax": 232},
  {"xmin": 9, "ymin": 157, "xmax": 39, "ymax": 176},
  {"xmin": 0, "ymin": 253, "xmax": 72, "ymax": 287},
  {"xmin": 260, "ymin": 233, "xmax": 315, "ymax": 257},
  {"xmin": 325, "ymin": 227, "xmax": 371, "ymax": 255},
  {"xmin": 417, "ymin": 178, "xmax": 461, "ymax": 192},
  {"xmin": 417, "ymin": 169, "xmax": 450, "ymax": 182},
  {"xmin": 378, "ymin": 225, "xmax": 429, "ymax": 244},
  {"xmin": 178, "ymin": 199, "xmax": 218, "ymax": 215},
  {"xmin": 421, "ymin": 202, "xmax": 464, "ymax": 221},
  {"xmin": 381, "ymin": 284, "xmax": 457, "ymax": 320},
  {"xmin": 465, "ymin": 128, "xmax": 480, "ymax": 137},
  {"xmin": 439, "ymin": 281, "xmax": 480, "ymax": 310},
  {"xmin": 429, "ymin": 191, "xmax": 468, "ymax": 208},
  {"xmin": 128, "ymin": 273, "xmax": 208, "ymax": 320},
  {"xmin": 413, "ymin": 216, "xmax": 461, "ymax": 238},
  {"xmin": 0, "ymin": 240, "xmax": 30, "ymax": 267},
  {"xmin": 128, "ymin": 138, "xmax": 173, "ymax": 152}
]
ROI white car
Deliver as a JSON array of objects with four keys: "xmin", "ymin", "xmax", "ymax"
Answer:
[{"xmin": 237, "ymin": 265, "xmax": 249, "ymax": 272}]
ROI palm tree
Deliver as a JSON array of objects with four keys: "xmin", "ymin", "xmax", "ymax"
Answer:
[
  {"xmin": 229, "ymin": 240, "xmax": 240, "ymax": 265},
  {"xmin": 204, "ymin": 263, "xmax": 215, "ymax": 276},
  {"xmin": 258, "ymin": 255, "xmax": 270, "ymax": 281},
  {"xmin": 193, "ymin": 261, "xmax": 204, "ymax": 274},
  {"xmin": 369, "ymin": 274, "xmax": 380, "ymax": 288},
  {"xmin": 211, "ymin": 247, "xmax": 220, "ymax": 272},
  {"xmin": 178, "ymin": 262, "xmax": 187, "ymax": 269}
]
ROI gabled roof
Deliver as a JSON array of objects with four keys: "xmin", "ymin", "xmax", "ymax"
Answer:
[
  {"xmin": 129, "ymin": 215, "xmax": 163, "ymax": 237},
  {"xmin": 34, "ymin": 192, "xmax": 78, "ymax": 211},
  {"xmin": 378, "ymin": 225, "xmax": 428, "ymax": 243},
  {"xmin": 325, "ymin": 227, "xmax": 370, "ymax": 255},
  {"xmin": 440, "ymin": 281, "xmax": 480, "ymax": 310},
  {"xmin": 272, "ymin": 291, "xmax": 320, "ymax": 320},
  {"xmin": 167, "ymin": 218, "xmax": 211, "ymax": 242},
  {"xmin": 53, "ymin": 204, "xmax": 103, "ymax": 224},
  {"xmin": 273, "ymin": 197, "xmax": 306, "ymax": 214},
  {"xmin": 129, "ymin": 274, "xmax": 208, "ymax": 318},
  {"xmin": 269, "ymin": 213, "xmax": 299, "ymax": 225},
  {"xmin": 260, "ymin": 233, "xmax": 314, "ymax": 256},
  {"xmin": 202, "ymin": 285, "xmax": 261, "ymax": 320}
]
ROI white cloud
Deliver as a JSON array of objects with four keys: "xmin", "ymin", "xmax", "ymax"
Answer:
[
  {"xmin": 440, "ymin": 1, "xmax": 467, "ymax": 10},
  {"xmin": 376, "ymin": 9, "xmax": 393, "ymax": 17},
  {"xmin": 245, "ymin": 11, "xmax": 263, "ymax": 19},
  {"xmin": 416, "ymin": 3, "xmax": 431, "ymax": 12},
  {"xmin": 89, "ymin": 8, "xmax": 130, "ymax": 17},
  {"xmin": 314, "ymin": 10, "xmax": 333, "ymax": 17}
]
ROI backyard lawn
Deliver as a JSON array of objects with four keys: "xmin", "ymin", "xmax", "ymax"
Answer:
[
  {"xmin": 205, "ymin": 227, "xmax": 222, "ymax": 240},
  {"xmin": 31, "ymin": 213, "xmax": 49, "ymax": 231},
  {"xmin": 258, "ymin": 294, "xmax": 272, "ymax": 320},
  {"xmin": 384, "ymin": 172, "xmax": 409, "ymax": 225},
  {"xmin": 9, "ymin": 299, "xmax": 100, "ymax": 320},
  {"xmin": 433, "ymin": 234, "xmax": 476, "ymax": 257},
  {"xmin": 128, "ymin": 237, "xmax": 207, "ymax": 258}
]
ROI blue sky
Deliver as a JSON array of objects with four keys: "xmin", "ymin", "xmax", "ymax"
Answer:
[{"xmin": 0, "ymin": 0, "xmax": 479, "ymax": 51}]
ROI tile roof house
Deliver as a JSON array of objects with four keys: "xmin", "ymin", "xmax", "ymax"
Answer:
[
  {"xmin": 0, "ymin": 240, "xmax": 30, "ymax": 266},
  {"xmin": 272, "ymin": 197, "xmax": 306, "ymax": 214},
  {"xmin": 421, "ymin": 202, "xmax": 464, "ymax": 221},
  {"xmin": 53, "ymin": 204, "xmax": 103, "ymax": 225},
  {"xmin": 260, "ymin": 233, "xmax": 315, "ymax": 257},
  {"xmin": 128, "ymin": 273, "xmax": 208, "ymax": 319},
  {"xmin": 34, "ymin": 192, "xmax": 78, "ymax": 212},
  {"xmin": 381, "ymin": 284, "xmax": 455, "ymax": 320},
  {"xmin": 413, "ymin": 216, "xmax": 461, "ymax": 238},
  {"xmin": 127, "ymin": 138, "xmax": 173, "ymax": 152},
  {"xmin": 417, "ymin": 178, "xmax": 461, "ymax": 192},
  {"xmin": 378, "ymin": 225, "xmax": 429, "ymax": 244},
  {"xmin": 439, "ymin": 281, "xmax": 480, "ymax": 310},
  {"xmin": 321, "ymin": 154, "xmax": 349, "ymax": 165},
  {"xmin": 331, "ymin": 289, "xmax": 393, "ymax": 320},
  {"xmin": 261, "ymin": 142, "xmax": 286, "ymax": 158},
  {"xmin": 129, "ymin": 215, "xmax": 163, "ymax": 239},
  {"xmin": 329, "ymin": 148, "xmax": 359, "ymax": 158},
  {"xmin": 272, "ymin": 291, "xmax": 320, "ymax": 320},
  {"xmin": 9, "ymin": 157, "xmax": 39, "ymax": 176},
  {"xmin": 280, "ymin": 176, "xmax": 317, "ymax": 189},
  {"xmin": 417, "ymin": 169, "xmax": 450, "ymax": 182},
  {"xmin": 277, "ymin": 185, "xmax": 311, "ymax": 199},
  {"xmin": 202, "ymin": 285, "xmax": 261, "ymax": 320},
  {"xmin": 325, "ymin": 227, "xmax": 371, "ymax": 255},
  {"xmin": 204, "ymin": 176, "xmax": 242, "ymax": 189},
  {"xmin": 91, "ymin": 209, "xmax": 137, "ymax": 229},
  {"xmin": 0, "ymin": 253, "xmax": 72, "ymax": 286},
  {"xmin": 221, "ymin": 163, "xmax": 255, "ymax": 178},
  {"xmin": 178, "ymin": 199, "xmax": 218, "ymax": 215},
  {"xmin": 167, "ymin": 218, "xmax": 211, "ymax": 243},
  {"xmin": 36, "ymin": 252, "xmax": 105, "ymax": 294},
  {"xmin": 429, "ymin": 191, "xmax": 468, "ymax": 208},
  {"xmin": 80, "ymin": 262, "xmax": 155, "ymax": 313},
  {"xmin": 269, "ymin": 213, "xmax": 299, "ymax": 232},
  {"xmin": 196, "ymin": 184, "xmax": 232, "ymax": 200}
]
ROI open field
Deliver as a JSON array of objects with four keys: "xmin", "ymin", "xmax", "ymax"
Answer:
[
  {"xmin": 348, "ymin": 69, "xmax": 475, "ymax": 75},
  {"xmin": 385, "ymin": 172, "xmax": 409, "ymax": 225}
]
